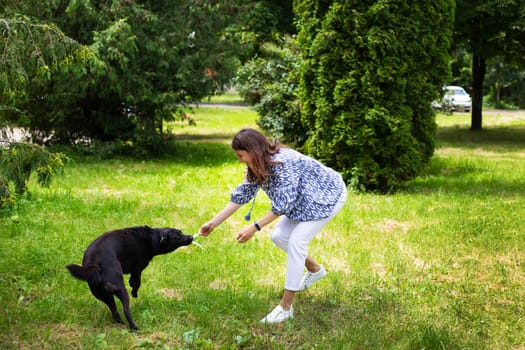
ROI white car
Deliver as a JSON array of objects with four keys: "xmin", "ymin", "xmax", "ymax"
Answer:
[{"xmin": 432, "ymin": 86, "xmax": 471, "ymax": 112}]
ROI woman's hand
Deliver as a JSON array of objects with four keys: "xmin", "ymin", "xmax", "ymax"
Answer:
[
  {"xmin": 236, "ymin": 224, "xmax": 257, "ymax": 243},
  {"xmin": 199, "ymin": 221, "xmax": 215, "ymax": 236},
  {"xmin": 199, "ymin": 202, "xmax": 243, "ymax": 237},
  {"xmin": 236, "ymin": 211, "xmax": 279, "ymax": 243}
]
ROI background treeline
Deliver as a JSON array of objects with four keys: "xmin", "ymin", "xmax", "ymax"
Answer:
[
  {"xmin": 1, "ymin": 0, "xmax": 525, "ymax": 194},
  {"xmin": 0, "ymin": 0, "xmax": 294, "ymax": 146}
]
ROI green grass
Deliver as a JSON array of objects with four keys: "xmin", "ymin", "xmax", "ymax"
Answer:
[
  {"xmin": 1, "ymin": 108, "xmax": 524, "ymax": 349},
  {"xmin": 170, "ymin": 106, "xmax": 256, "ymax": 142},
  {"xmin": 200, "ymin": 92, "xmax": 246, "ymax": 105}
]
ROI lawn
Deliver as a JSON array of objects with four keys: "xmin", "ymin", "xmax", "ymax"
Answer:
[{"xmin": 1, "ymin": 108, "xmax": 524, "ymax": 349}]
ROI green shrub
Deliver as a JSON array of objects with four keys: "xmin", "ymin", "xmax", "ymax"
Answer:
[
  {"xmin": 295, "ymin": 0, "xmax": 454, "ymax": 192},
  {"xmin": 235, "ymin": 38, "xmax": 308, "ymax": 146}
]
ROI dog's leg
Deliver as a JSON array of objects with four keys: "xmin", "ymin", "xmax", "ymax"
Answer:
[
  {"xmin": 115, "ymin": 288, "xmax": 139, "ymax": 331},
  {"xmin": 88, "ymin": 284, "xmax": 124, "ymax": 324},
  {"xmin": 129, "ymin": 272, "xmax": 142, "ymax": 298},
  {"xmin": 103, "ymin": 275, "xmax": 139, "ymax": 331}
]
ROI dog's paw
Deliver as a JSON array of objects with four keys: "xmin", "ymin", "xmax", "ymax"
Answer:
[
  {"xmin": 112, "ymin": 314, "xmax": 124, "ymax": 324},
  {"xmin": 131, "ymin": 290, "xmax": 138, "ymax": 298}
]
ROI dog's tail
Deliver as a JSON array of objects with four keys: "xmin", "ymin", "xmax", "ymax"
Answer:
[{"xmin": 66, "ymin": 264, "xmax": 102, "ymax": 285}]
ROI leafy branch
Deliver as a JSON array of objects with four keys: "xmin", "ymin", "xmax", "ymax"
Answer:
[
  {"xmin": 0, "ymin": 140, "xmax": 67, "ymax": 210},
  {"xmin": 0, "ymin": 16, "xmax": 84, "ymax": 110}
]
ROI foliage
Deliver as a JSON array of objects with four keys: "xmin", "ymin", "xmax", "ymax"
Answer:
[
  {"xmin": 454, "ymin": 0, "xmax": 525, "ymax": 129},
  {"xmin": 0, "ymin": 0, "xmax": 257, "ymax": 146},
  {"xmin": 449, "ymin": 48, "xmax": 473, "ymax": 90},
  {"xmin": 226, "ymin": 0, "xmax": 296, "ymax": 62},
  {"xmin": 447, "ymin": 49, "xmax": 525, "ymax": 110},
  {"xmin": 484, "ymin": 61, "xmax": 525, "ymax": 109},
  {"xmin": 0, "ymin": 15, "xmax": 83, "ymax": 124},
  {"xmin": 235, "ymin": 37, "xmax": 309, "ymax": 145},
  {"xmin": 294, "ymin": 0, "xmax": 454, "ymax": 192},
  {"xmin": 0, "ymin": 141, "xmax": 66, "ymax": 209}
]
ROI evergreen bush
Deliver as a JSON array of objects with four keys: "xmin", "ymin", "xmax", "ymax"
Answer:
[{"xmin": 295, "ymin": 0, "xmax": 454, "ymax": 192}]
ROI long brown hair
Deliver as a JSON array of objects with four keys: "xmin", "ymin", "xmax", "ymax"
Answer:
[{"xmin": 231, "ymin": 128, "xmax": 282, "ymax": 185}]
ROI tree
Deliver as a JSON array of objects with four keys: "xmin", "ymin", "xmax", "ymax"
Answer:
[
  {"xmin": 484, "ymin": 61, "xmax": 525, "ymax": 109},
  {"xmin": 1, "ymin": 0, "xmax": 248, "ymax": 147},
  {"xmin": 294, "ymin": 0, "xmax": 454, "ymax": 192},
  {"xmin": 454, "ymin": 0, "xmax": 525, "ymax": 130},
  {"xmin": 0, "ymin": 15, "xmax": 83, "ymax": 126}
]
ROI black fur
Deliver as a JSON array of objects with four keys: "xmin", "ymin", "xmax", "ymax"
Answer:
[{"xmin": 66, "ymin": 226, "xmax": 193, "ymax": 330}]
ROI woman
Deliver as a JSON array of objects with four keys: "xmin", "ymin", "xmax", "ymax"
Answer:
[{"xmin": 199, "ymin": 128, "xmax": 347, "ymax": 324}]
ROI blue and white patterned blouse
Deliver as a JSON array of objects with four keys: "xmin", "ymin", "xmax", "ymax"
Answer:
[{"xmin": 230, "ymin": 148, "xmax": 346, "ymax": 222}]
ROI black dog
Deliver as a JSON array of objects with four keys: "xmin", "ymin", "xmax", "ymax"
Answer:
[{"xmin": 66, "ymin": 226, "xmax": 193, "ymax": 330}]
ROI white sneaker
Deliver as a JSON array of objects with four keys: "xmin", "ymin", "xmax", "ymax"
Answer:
[
  {"xmin": 299, "ymin": 265, "xmax": 326, "ymax": 290},
  {"xmin": 260, "ymin": 304, "xmax": 294, "ymax": 324}
]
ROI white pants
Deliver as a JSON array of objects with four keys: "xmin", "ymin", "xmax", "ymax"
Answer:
[{"xmin": 271, "ymin": 189, "xmax": 347, "ymax": 291}]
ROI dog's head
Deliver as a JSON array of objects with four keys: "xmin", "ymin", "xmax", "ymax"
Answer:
[{"xmin": 155, "ymin": 228, "xmax": 193, "ymax": 254}]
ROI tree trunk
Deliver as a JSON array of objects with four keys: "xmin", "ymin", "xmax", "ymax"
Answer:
[{"xmin": 471, "ymin": 53, "xmax": 486, "ymax": 131}]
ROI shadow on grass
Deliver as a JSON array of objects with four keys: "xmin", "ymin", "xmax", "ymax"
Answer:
[
  {"xmin": 405, "ymin": 164, "xmax": 525, "ymax": 198},
  {"xmin": 60, "ymin": 139, "xmax": 236, "ymax": 168},
  {"xmin": 170, "ymin": 140, "xmax": 235, "ymax": 166},
  {"xmin": 437, "ymin": 125, "xmax": 525, "ymax": 149},
  {"xmin": 404, "ymin": 125, "xmax": 525, "ymax": 197},
  {"xmin": 174, "ymin": 133, "xmax": 237, "ymax": 143}
]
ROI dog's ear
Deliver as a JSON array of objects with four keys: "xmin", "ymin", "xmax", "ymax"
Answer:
[{"xmin": 160, "ymin": 233, "xmax": 168, "ymax": 245}]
